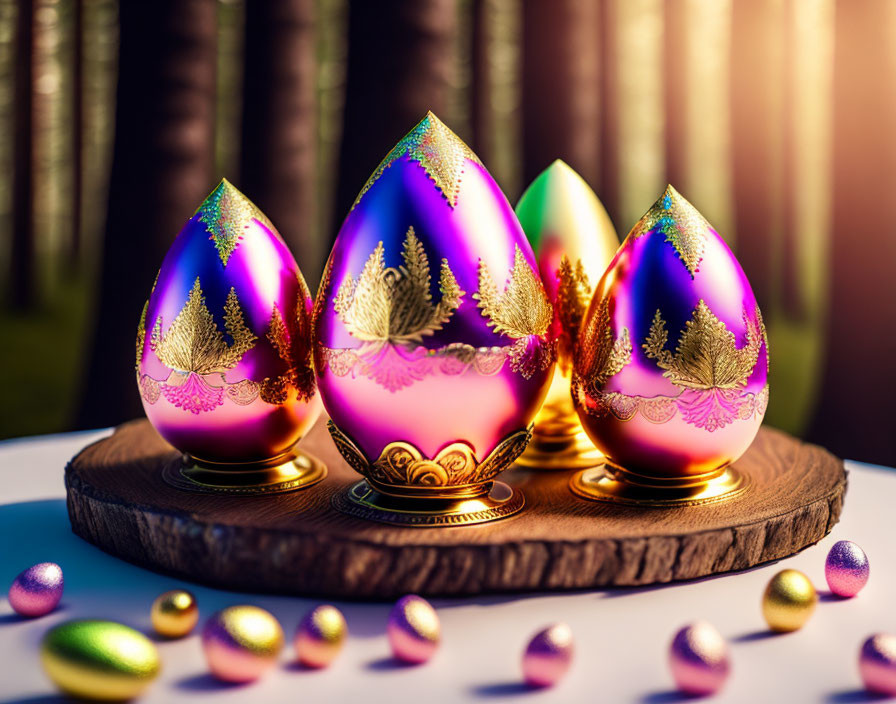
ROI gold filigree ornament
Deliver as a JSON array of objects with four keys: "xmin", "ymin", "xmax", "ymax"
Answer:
[
  {"xmin": 140, "ymin": 278, "xmax": 314, "ymax": 414},
  {"xmin": 630, "ymin": 185, "xmax": 712, "ymax": 277},
  {"xmin": 196, "ymin": 179, "xmax": 275, "ymax": 266},
  {"xmin": 555, "ymin": 256, "xmax": 592, "ymax": 375},
  {"xmin": 320, "ymin": 229, "xmax": 548, "ymax": 391},
  {"xmin": 328, "ymin": 421, "xmax": 530, "ymax": 526},
  {"xmin": 573, "ymin": 295, "xmax": 632, "ymax": 402},
  {"xmin": 352, "ymin": 111, "xmax": 482, "ymax": 210},
  {"xmin": 474, "ymin": 246, "xmax": 556, "ymax": 379}
]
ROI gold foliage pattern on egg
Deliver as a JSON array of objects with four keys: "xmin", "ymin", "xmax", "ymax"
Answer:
[
  {"xmin": 555, "ymin": 256, "xmax": 592, "ymax": 374},
  {"xmin": 333, "ymin": 226, "xmax": 465, "ymax": 348}
]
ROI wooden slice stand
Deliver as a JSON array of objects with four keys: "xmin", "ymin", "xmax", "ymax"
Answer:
[{"xmin": 65, "ymin": 419, "xmax": 846, "ymax": 599}]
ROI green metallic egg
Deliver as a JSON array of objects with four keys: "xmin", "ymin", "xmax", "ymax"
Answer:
[{"xmin": 40, "ymin": 619, "xmax": 161, "ymax": 700}]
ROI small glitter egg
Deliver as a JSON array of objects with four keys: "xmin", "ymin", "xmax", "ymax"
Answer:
[
  {"xmin": 151, "ymin": 589, "xmax": 199, "ymax": 638},
  {"xmin": 8, "ymin": 562, "xmax": 63, "ymax": 617},
  {"xmin": 860, "ymin": 634, "xmax": 896, "ymax": 695},
  {"xmin": 388, "ymin": 595, "xmax": 440, "ymax": 664},
  {"xmin": 522, "ymin": 623, "xmax": 574, "ymax": 688},
  {"xmin": 668, "ymin": 621, "xmax": 730, "ymax": 695},
  {"xmin": 762, "ymin": 569, "xmax": 817, "ymax": 632},
  {"xmin": 295, "ymin": 604, "xmax": 347, "ymax": 668},
  {"xmin": 41, "ymin": 619, "xmax": 160, "ymax": 700},
  {"xmin": 202, "ymin": 605, "xmax": 284, "ymax": 682},
  {"xmin": 825, "ymin": 540, "xmax": 870, "ymax": 598}
]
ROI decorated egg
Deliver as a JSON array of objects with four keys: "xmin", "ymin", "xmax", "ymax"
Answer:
[
  {"xmin": 825, "ymin": 540, "xmax": 870, "ymax": 598},
  {"xmin": 136, "ymin": 179, "xmax": 323, "ymax": 491},
  {"xmin": 515, "ymin": 159, "xmax": 619, "ymax": 470},
  {"xmin": 571, "ymin": 186, "xmax": 769, "ymax": 503},
  {"xmin": 8, "ymin": 562, "xmax": 63, "ymax": 617},
  {"xmin": 388, "ymin": 595, "xmax": 440, "ymax": 664},
  {"xmin": 151, "ymin": 589, "xmax": 199, "ymax": 638},
  {"xmin": 41, "ymin": 620, "xmax": 160, "ymax": 700},
  {"xmin": 202, "ymin": 605, "xmax": 284, "ymax": 682},
  {"xmin": 860, "ymin": 634, "xmax": 896, "ymax": 695},
  {"xmin": 762, "ymin": 569, "xmax": 817, "ymax": 632},
  {"xmin": 522, "ymin": 622, "xmax": 574, "ymax": 687},
  {"xmin": 668, "ymin": 621, "xmax": 730, "ymax": 695},
  {"xmin": 295, "ymin": 604, "xmax": 347, "ymax": 668},
  {"xmin": 314, "ymin": 112, "xmax": 554, "ymax": 524}
]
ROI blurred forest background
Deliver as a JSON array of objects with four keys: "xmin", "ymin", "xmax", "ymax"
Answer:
[{"xmin": 0, "ymin": 0, "xmax": 894, "ymax": 466}]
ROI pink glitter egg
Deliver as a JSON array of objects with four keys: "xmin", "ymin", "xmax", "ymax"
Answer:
[
  {"xmin": 825, "ymin": 540, "xmax": 870, "ymax": 598},
  {"xmin": 8, "ymin": 562, "xmax": 63, "ymax": 617},
  {"xmin": 522, "ymin": 623, "xmax": 573, "ymax": 688},
  {"xmin": 860, "ymin": 634, "xmax": 896, "ymax": 695},
  {"xmin": 294, "ymin": 605, "xmax": 347, "ymax": 668},
  {"xmin": 668, "ymin": 621, "xmax": 730, "ymax": 696},
  {"xmin": 201, "ymin": 605, "xmax": 284, "ymax": 683},
  {"xmin": 387, "ymin": 595, "xmax": 440, "ymax": 664}
]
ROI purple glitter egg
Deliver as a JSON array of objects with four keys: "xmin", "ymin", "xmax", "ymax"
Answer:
[
  {"xmin": 825, "ymin": 540, "xmax": 869, "ymax": 598},
  {"xmin": 8, "ymin": 562, "xmax": 63, "ymax": 617},
  {"xmin": 668, "ymin": 621, "xmax": 730, "ymax": 696},
  {"xmin": 387, "ymin": 595, "xmax": 440, "ymax": 664},
  {"xmin": 860, "ymin": 634, "xmax": 896, "ymax": 695},
  {"xmin": 522, "ymin": 623, "xmax": 574, "ymax": 688}
]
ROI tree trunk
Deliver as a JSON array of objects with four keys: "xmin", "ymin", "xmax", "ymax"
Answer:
[
  {"xmin": 521, "ymin": 0, "xmax": 601, "ymax": 190},
  {"xmin": 807, "ymin": 0, "xmax": 896, "ymax": 466},
  {"xmin": 9, "ymin": 0, "xmax": 34, "ymax": 310},
  {"xmin": 333, "ymin": 0, "xmax": 457, "ymax": 229},
  {"xmin": 240, "ymin": 0, "xmax": 318, "ymax": 280},
  {"xmin": 729, "ymin": 0, "xmax": 785, "ymax": 313},
  {"xmin": 76, "ymin": 0, "xmax": 217, "ymax": 429},
  {"xmin": 69, "ymin": 0, "xmax": 84, "ymax": 269}
]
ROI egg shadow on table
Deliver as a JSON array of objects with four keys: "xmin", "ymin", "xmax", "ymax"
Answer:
[
  {"xmin": 730, "ymin": 629, "xmax": 781, "ymax": 643},
  {"xmin": 365, "ymin": 655, "xmax": 421, "ymax": 672},
  {"xmin": 640, "ymin": 691, "xmax": 701, "ymax": 703},
  {"xmin": 470, "ymin": 681, "xmax": 534, "ymax": 697},
  {"xmin": 819, "ymin": 590, "xmax": 849, "ymax": 603},
  {"xmin": 826, "ymin": 688, "xmax": 890, "ymax": 703},
  {"xmin": 176, "ymin": 672, "xmax": 251, "ymax": 692},
  {"xmin": 0, "ymin": 695, "xmax": 73, "ymax": 704}
]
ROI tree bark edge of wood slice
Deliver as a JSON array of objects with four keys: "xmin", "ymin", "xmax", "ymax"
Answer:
[{"xmin": 65, "ymin": 418, "xmax": 846, "ymax": 600}]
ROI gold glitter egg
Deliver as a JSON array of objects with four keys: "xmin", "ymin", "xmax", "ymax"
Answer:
[
  {"xmin": 151, "ymin": 589, "xmax": 199, "ymax": 638},
  {"xmin": 295, "ymin": 604, "xmax": 348, "ymax": 668},
  {"xmin": 762, "ymin": 569, "xmax": 817, "ymax": 632},
  {"xmin": 40, "ymin": 619, "xmax": 161, "ymax": 700},
  {"xmin": 202, "ymin": 605, "xmax": 284, "ymax": 683}
]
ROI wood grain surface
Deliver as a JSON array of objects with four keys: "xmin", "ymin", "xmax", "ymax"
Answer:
[{"xmin": 65, "ymin": 419, "xmax": 846, "ymax": 599}]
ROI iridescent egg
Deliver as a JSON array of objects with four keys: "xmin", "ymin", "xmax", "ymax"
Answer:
[
  {"xmin": 388, "ymin": 595, "xmax": 440, "ymax": 664},
  {"xmin": 295, "ymin": 604, "xmax": 347, "ymax": 668},
  {"xmin": 136, "ymin": 179, "xmax": 322, "ymax": 475},
  {"xmin": 825, "ymin": 540, "xmax": 870, "ymax": 598},
  {"xmin": 668, "ymin": 621, "xmax": 730, "ymax": 695},
  {"xmin": 571, "ymin": 186, "xmax": 769, "ymax": 503},
  {"xmin": 41, "ymin": 620, "xmax": 160, "ymax": 700},
  {"xmin": 522, "ymin": 622, "xmax": 574, "ymax": 687},
  {"xmin": 8, "ymin": 562, "xmax": 63, "ymax": 617},
  {"xmin": 515, "ymin": 160, "xmax": 619, "ymax": 470},
  {"xmin": 860, "ymin": 634, "xmax": 896, "ymax": 695},
  {"xmin": 202, "ymin": 605, "xmax": 284, "ymax": 682},
  {"xmin": 151, "ymin": 589, "xmax": 199, "ymax": 638},
  {"xmin": 314, "ymin": 112, "xmax": 554, "ymax": 524},
  {"xmin": 762, "ymin": 569, "xmax": 817, "ymax": 632}
]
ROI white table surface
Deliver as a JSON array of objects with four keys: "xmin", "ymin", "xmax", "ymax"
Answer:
[{"xmin": 0, "ymin": 429, "xmax": 889, "ymax": 703}]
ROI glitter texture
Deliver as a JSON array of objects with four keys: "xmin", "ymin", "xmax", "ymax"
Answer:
[
  {"xmin": 825, "ymin": 540, "xmax": 870, "ymax": 598},
  {"xmin": 762, "ymin": 569, "xmax": 817, "ymax": 632},
  {"xmin": 860, "ymin": 634, "xmax": 896, "ymax": 695},
  {"xmin": 151, "ymin": 589, "xmax": 199, "ymax": 638},
  {"xmin": 522, "ymin": 623, "xmax": 574, "ymax": 688},
  {"xmin": 8, "ymin": 562, "xmax": 63, "ymax": 617},
  {"xmin": 668, "ymin": 621, "xmax": 730, "ymax": 695},
  {"xmin": 388, "ymin": 595, "xmax": 440, "ymax": 664},
  {"xmin": 202, "ymin": 606, "xmax": 284, "ymax": 682}
]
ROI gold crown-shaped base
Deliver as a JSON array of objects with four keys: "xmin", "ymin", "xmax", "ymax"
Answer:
[
  {"xmin": 569, "ymin": 462, "xmax": 749, "ymax": 507},
  {"xmin": 328, "ymin": 421, "xmax": 530, "ymax": 526},
  {"xmin": 162, "ymin": 449, "xmax": 327, "ymax": 495}
]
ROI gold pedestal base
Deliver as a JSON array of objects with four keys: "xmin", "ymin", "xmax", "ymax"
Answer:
[
  {"xmin": 162, "ymin": 449, "xmax": 327, "ymax": 495},
  {"xmin": 332, "ymin": 480, "xmax": 525, "ymax": 527},
  {"xmin": 515, "ymin": 428, "xmax": 604, "ymax": 471},
  {"xmin": 569, "ymin": 463, "xmax": 749, "ymax": 507}
]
